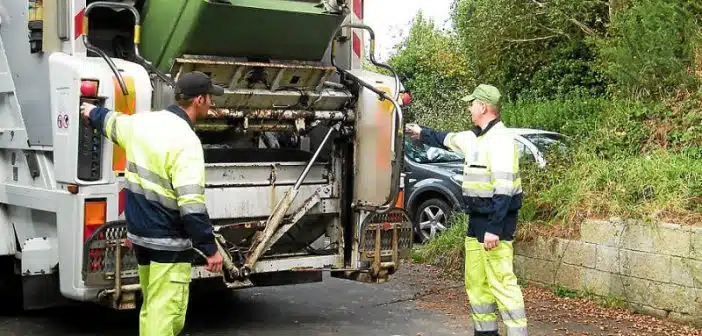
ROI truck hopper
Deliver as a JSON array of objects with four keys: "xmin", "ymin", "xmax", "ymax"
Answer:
[{"xmin": 138, "ymin": 0, "xmax": 348, "ymax": 72}]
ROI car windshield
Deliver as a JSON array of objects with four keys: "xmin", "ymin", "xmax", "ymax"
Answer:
[
  {"xmin": 521, "ymin": 133, "xmax": 568, "ymax": 153},
  {"xmin": 404, "ymin": 137, "xmax": 464, "ymax": 164}
]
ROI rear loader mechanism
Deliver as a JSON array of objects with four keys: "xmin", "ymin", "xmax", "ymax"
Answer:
[{"xmin": 80, "ymin": 1, "xmax": 411, "ymax": 309}]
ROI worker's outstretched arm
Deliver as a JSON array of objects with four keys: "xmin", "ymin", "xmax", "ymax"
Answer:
[
  {"xmin": 407, "ymin": 124, "xmax": 474, "ymax": 155},
  {"xmin": 168, "ymin": 136, "xmax": 218, "ymax": 257},
  {"xmin": 84, "ymin": 103, "xmax": 131, "ymax": 148},
  {"xmin": 420, "ymin": 127, "xmax": 475, "ymax": 155},
  {"xmin": 408, "ymin": 124, "xmax": 476, "ymax": 156},
  {"xmin": 417, "ymin": 126, "xmax": 451, "ymax": 149},
  {"xmin": 486, "ymin": 135, "xmax": 522, "ymax": 236}
]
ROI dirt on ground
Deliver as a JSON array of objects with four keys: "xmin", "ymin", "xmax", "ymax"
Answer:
[{"xmin": 396, "ymin": 260, "xmax": 702, "ymax": 336}]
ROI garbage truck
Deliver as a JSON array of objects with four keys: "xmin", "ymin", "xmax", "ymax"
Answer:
[{"xmin": 0, "ymin": 0, "xmax": 412, "ymax": 311}]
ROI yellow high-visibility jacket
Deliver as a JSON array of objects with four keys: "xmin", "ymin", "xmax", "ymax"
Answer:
[
  {"xmin": 88, "ymin": 104, "xmax": 216, "ymax": 256},
  {"xmin": 420, "ymin": 120, "xmax": 523, "ymax": 239}
]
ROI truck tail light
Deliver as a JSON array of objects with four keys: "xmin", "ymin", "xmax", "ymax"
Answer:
[
  {"xmin": 84, "ymin": 199, "xmax": 106, "ymax": 242},
  {"xmin": 401, "ymin": 92, "xmax": 412, "ymax": 106}
]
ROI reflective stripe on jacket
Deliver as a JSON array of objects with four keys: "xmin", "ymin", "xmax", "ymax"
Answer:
[
  {"xmin": 420, "ymin": 120, "xmax": 523, "ymax": 238},
  {"xmin": 88, "ymin": 104, "xmax": 217, "ymax": 256},
  {"xmin": 444, "ymin": 121, "xmax": 523, "ymax": 199}
]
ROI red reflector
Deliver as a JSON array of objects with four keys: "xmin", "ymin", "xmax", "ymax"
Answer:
[
  {"xmin": 118, "ymin": 189, "xmax": 126, "ymax": 215},
  {"xmin": 74, "ymin": 9, "xmax": 84, "ymax": 39},
  {"xmin": 353, "ymin": 0, "xmax": 363, "ymax": 19},
  {"xmin": 352, "ymin": 33, "xmax": 361, "ymax": 58}
]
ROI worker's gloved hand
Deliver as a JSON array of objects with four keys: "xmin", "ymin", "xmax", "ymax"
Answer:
[
  {"xmin": 405, "ymin": 123, "xmax": 421, "ymax": 139},
  {"xmin": 80, "ymin": 102, "xmax": 96, "ymax": 120},
  {"xmin": 205, "ymin": 251, "xmax": 224, "ymax": 273}
]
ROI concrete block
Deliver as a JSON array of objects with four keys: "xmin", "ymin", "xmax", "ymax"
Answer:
[
  {"xmin": 514, "ymin": 255, "xmax": 528, "ymax": 280},
  {"xmin": 620, "ymin": 250, "xmax": 671, "ymax": 283},
  {"xmin": 652, "ymin": 224, "xmax": 691, "ymax": 257},
  {"xmin": 630, "ymin": 303, "xmax": 669, "ymax": 319},
  {"xmin": 652, "ymin": 283, "xmax": 697, "ymax": 314},
  {"xmin": 620, "ymin": 277, "xmax": 655, "ymax": 307},
  {"xmin": 554, "ymin": 263, "xmax": 582, "ymax": 290},
  {"xmin": 670, "ymin": 257, "xmax": 702, "ymax": 287},
  {"xmin": 690, "ymin": 228, "xmax": 702, "ymax": 261},
  {"xmin": 595, "ymin": 245, "xmax": 622, "ymax": 273},
  {"xmin": 561, "ymin": 240, "xmax": 597, "ymax": 268},
  {"xmin": 580, "ymin": 219, "xmax": 625, "ymax": 247},
  {"xmin": 519, "ymin": 256, "xmax": 556, "ymax": 285},
  {"xmin": 515, "ymin": 236, "xmax": 565, "ymax": 261},
  {"xmin": 620, "ymin": 221, "xmax": 654, "ymax": 252},
  {"xmin": 514, "ymin": 241, "xmax": 533, "ymax": 258},
  {"xmin": 668, "ymin": 312, "xmax": 702, "ymax": 327},
  {"xmin": 582, "ymin": 268, "xmax": 624, "ymax": 298}
]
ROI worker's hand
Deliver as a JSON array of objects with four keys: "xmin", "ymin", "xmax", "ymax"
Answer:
[
  {"xmin": 80, "ymin": 102, "xmax": 96, "ymax": 120},
  {"xmin": 483, "ymin": 232, "xmax": 500, "ymax": 250},
  {"xmin": 205, "ymin": 251, "xmax": 224, "ymax": 273},
  {"xmin": 405, "ymin": 123, "xmax": 421, "ymax": 139}
]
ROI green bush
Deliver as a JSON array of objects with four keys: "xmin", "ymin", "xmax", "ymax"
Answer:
[{"xmin": 419, "ymin": 214, "xmax": 467, "ymax": 278}]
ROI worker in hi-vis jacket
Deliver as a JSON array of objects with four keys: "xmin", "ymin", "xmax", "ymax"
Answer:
[{"xmin": 406, "ymin": 84, "xmax": 528, "ymax": 336}]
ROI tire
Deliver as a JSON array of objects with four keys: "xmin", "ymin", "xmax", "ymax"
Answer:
[
  {"xmin": 413, "ymin": 198, "xmax": 455, "ymax": 244},
  {"xmin": 0, "ymin": 256, "xmax": 22, "ymax": 315}
]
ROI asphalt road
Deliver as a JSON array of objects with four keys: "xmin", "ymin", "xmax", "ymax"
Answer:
[{"xmin": 0, "ymin": 273, "xmax": 466, "ymax": 336}]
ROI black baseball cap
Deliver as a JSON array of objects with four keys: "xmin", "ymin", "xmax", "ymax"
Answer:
[{"xmin": 174, "ymin": 71, "xmax": 225, "ymax": 100}]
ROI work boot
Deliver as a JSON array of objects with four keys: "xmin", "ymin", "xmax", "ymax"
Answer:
[{"xmin": 474, "ymin": 331, "xmax": 499, "ymax": 336}]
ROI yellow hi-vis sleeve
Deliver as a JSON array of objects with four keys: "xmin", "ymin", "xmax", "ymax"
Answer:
[
  {"xmin": 443, "ymin": 131, "xmax": 476, "ymax": 156},
  {"xmin": 103, "ymin": 110, "xmax": 133, "ymax": 149}
]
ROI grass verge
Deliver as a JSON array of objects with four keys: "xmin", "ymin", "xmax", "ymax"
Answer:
[
  {"xmin": 416, "ymin": 214, "xmax": 467, "ymax": 279},
  {"xmin": 552, "ymin": 284, "xmax": 629, "ymax": 310}
]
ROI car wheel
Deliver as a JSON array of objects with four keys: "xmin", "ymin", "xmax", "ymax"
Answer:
[{"xmin": 414, "ymin": 198, "xmax": 454, "ymax": 244}]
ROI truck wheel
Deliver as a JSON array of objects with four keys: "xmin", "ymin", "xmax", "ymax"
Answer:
[
  {"xmin": 414, "ymin": 198, "xmax": 454, "ymax": 244},
  {"xmin": 0, "ymin": 256, "xmax": 22, "ymax": 315}
]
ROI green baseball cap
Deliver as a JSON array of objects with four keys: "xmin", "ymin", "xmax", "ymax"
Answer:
[{"xmin": 461, "ymin": 84, "xmax": 501, "ymax": 105}]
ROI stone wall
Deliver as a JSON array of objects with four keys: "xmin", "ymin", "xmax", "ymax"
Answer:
[{"xmin": 514, "ymin": 218, "xmax": 702, "ymax": 326}]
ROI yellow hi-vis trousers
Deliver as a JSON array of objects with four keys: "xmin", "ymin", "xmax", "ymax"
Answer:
[
  {"xmin": 465, "ymin": 237, "xmax": 527, "ymax": 336},
  {"xmin": 138, "ymin": 262, "xmax": 192, "ymax": 336}
]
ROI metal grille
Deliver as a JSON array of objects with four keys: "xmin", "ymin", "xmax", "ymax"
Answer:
[
  {"xmin": 359, "ymin": 208, "xmax": 413, "ymax": 262},
  {"xmin": 83, "ymin": 221, "xmax": 139, "ymax": 287}
]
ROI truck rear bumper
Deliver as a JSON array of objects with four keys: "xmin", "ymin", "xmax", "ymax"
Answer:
[{"xmin": 80, "ymin": 208, "xmax": 412, "ymax": 310}]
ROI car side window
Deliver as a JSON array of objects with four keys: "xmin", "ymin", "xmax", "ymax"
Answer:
[{"xmin": 514, "ymin": 139, "xmax": 535, "ymax": 162}]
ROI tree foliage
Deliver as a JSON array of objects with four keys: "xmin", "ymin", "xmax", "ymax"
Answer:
[
  {"xmin": 386, "ymin": 0, "xmax": 702, "ymax": 229},
  {"xmin": 392, "ymin": 0, "xmax": 701, "ymax": 103},
  {"xmin": 387, "ymin": 12, "xmax": 472, "ymax": 124},
  {"xmin": 452, "ymin": 0, "xmax": 609, "ymax": 101}
]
